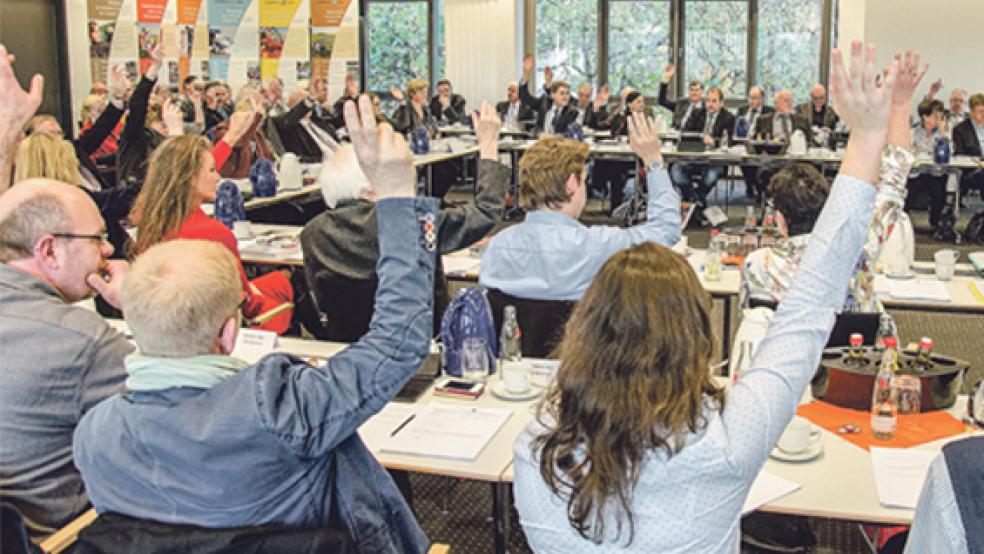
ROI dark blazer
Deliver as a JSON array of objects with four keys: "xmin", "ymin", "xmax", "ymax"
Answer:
[
  {"xmin": 518, "ymin": 81, "xmax": 579, "ymax": 135},
  {"xmin": 429, "ymin": 94, "xmax": 468, "ymax": 125},
  {"xmin": 753, "ymin": 112, "xmax": 813, "ymax": 143},
  {"xmin": 606, "ymin": 107, "xmax": 655, "ymax": 137},
  {"xmin": 116, "ymin": 75, "xmax": 164, "ymax": 185},
  {"xmin": 495, "ymin": 100, "xmax": 538, "ymax": 131},
  {"xmin": 701, "ymin": 108, "xmax": 737, "ymax": 146},
  {"xmin": 301, "ymin": 159, "xmax": 510, "ymax": 336},
  {"xmin": 390, "ymin": 102, "xmax": 439, "ymax": 137},
  {"xmin": 330, "ymin": 94, "xmax": 358, "ymax": 129},
  {"xmin": 657, "ymin": 82, "xmax": 706, "ymax": 132},
  {"xmin": 74, "ymin": 101, "xmax": 124, "ymax": 189},
  {"xmin": 953, "ymin": 119, "xmax": 982, "ymax": 157},
  {"xmin": 734, "ymin": 104, "xmax": 775, "ymax": 136},
  {"xmin": 796, "ymin": 102, "xmax": 839, "ymax": 129},
  {"xmin": 573, "ymin": 102, "xmax": 607, "ymax": 129},
  {"xmin": 272, "ymin": 99, "xmax": 340, "ymax": 163}
]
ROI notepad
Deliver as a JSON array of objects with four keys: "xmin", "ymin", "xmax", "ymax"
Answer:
[
  {"xmin": 232, "ymin": 329, "xmax": 278, "ymax": 363},
  {"xmin": 884, "ymin": 279, "xmax": 952, "ymax": 302},
  {"xmin": 742, "ymin": 471, "xmax": 801, "ymax": 514},
  {"xmin": 442, "ymin": 256, "xmax": 481, "ymax": 277},
  {"xmin": 869, "ymin": 447, "xmax": 938, "ymax": 509},
  {"xmin": 359, "ymin": 403, "xmax": 419, "ymax": 453},
  {"xmin": 381, "ymin": 402, "xmax": 512, "ymax": 461}
]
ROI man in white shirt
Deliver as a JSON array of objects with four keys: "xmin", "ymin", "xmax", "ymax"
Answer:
[{"xmin": 496, "ymin": 82, "xmax": 537, "ymax": 132}]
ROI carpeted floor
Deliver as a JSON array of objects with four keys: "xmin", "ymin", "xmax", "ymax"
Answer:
[{"xmin": 428, "ymin": 177, "xmax": 983, "ymax": 553}]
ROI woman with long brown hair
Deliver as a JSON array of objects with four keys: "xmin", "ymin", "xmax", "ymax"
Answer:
[
  {"xmin": 130, "ymin": 134, "xmax": 293, "ymax": 333},
  {"xmin": 513, "ymin": 42, "xmax": 915, "ymax": 552}
]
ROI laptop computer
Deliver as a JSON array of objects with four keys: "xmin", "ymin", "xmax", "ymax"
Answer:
[{"xmin": 677, "ymin": 132, "xmax": 707, "ymax": 153}]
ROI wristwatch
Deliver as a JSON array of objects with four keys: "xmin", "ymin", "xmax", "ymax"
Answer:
[{"xmin": 647, "ymin": 159, "xmax": 664, "ymax": 172}]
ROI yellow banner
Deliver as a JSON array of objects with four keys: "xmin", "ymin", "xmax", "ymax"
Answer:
[{"xmin": 258, "ymin": 0, "xmax": 302, "ymax": 28}]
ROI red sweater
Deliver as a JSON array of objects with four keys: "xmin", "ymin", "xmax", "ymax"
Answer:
[{"xmin": 173, "ymin": 208, "xmax": 256, "ymax": 315}]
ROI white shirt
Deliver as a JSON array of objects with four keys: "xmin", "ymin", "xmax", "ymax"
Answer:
[{"xmin": 544, "ymin": 107, "xmax": 558, "ymax": 133}]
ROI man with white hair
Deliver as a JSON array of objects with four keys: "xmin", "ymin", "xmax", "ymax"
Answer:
[
  {"xmin": 0, "ymin": 178, "xmax": 132, "ymax": 540},
  {"xmin": 301, "ymin": 101, "xmax": 509, "ymax": 339},
  {"xmin": 796, "ymin": 83, "xmax": 839, "ymax": 130},
  {"xmin": 73, "ymin": 96, "xmax": 438, "ymax": 552},
  {"xmin": 262, "ymin": 76, "xmax": 286, "ymax": 117},
  {"xmin": 754, "ymin": 90, "xmax": 813, "ymax": 143}
]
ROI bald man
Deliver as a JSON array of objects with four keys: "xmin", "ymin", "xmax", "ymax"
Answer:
[
  {"xmin": 753, "ymin": 90, "xmax": 813, "ymax": 143},
  {"xmin": 0, "ymin": 179, "xmax": 132, "ymax": 540},
  {"xmin": 796, "ymin": 84, "xmax": 839, "ymax": 130}
]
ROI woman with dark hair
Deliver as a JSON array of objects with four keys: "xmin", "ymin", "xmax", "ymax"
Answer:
[{"xmin": 512, "ymin": 42, "xmax": 918, "ymax": 552}]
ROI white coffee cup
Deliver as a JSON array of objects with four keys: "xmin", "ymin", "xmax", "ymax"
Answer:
[
  {"xmin": 777, "ymin": 416, "xmax": 820, "ymax": 454},
  {"xmin": 233, "ymin": 220, "xmax": 253, "ymax": 239},
  {"xmin": 934, "ymin": 249, "xmax": 959, "ymax": 281},
  {"xmin": 672, "ymin": 235, "xmax": 689, "ymax": 254},
  {"xmin": 501, "ymin": 360, "xmax": 531, "ymax": 394}
]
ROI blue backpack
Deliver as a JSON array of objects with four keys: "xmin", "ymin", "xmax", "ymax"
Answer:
[
  {"xmin": 249, "ymin": 158, "xmax": 279, "ymax": 198},
  {"xmin": 439, "ymin": 287, "xmax": 498, "ymax": 376},
  {"xmin": 213, "ymin": 180, "xmax": 245, "ymax": 229}
]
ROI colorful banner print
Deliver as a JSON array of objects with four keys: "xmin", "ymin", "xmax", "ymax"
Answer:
[
  {"xmin": 88, "ymin": 0, "xmax": 124, "ymax": 20},
  {"xmin": 136, "ymin": 0, "xmax": 168, "ymax": 23},
  {"xmin": 176, "ymin": 0, "xmax": 203, "ymax": 25},
  {"xmin": 259, "ymin": 0, "xmax": 303, "ymax": 28},
  {"xmin": 311, "ymin": 0, "xmax": 352, "ymax": 27}
]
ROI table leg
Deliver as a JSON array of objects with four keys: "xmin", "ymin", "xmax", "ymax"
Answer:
[
  {"xmin": 953, "ymin": 170, "xmax": 962, "ymax": 244},
  {"xmin": 491, "ymin": 482, "xmax": 508, "ymax": 554}
]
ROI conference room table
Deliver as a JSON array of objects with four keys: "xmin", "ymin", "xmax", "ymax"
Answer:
[{"xmin": 106, "ymin": 315, "xmax": 980, "ymax": 552}]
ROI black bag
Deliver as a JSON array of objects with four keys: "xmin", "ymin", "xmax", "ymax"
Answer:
[
  {"xmin": 741, "ymin": 513, "xmax": 817, "ymax": 554},
  {"xmin": 934, "ymin": 205, "xmax": 958, "ymax": 242},
  {"xmin": 963, "ymin": 211, "xmax": 984, "ymax": 244}
]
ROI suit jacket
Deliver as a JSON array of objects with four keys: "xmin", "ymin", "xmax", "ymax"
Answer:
[
  {"xmin": 518, "ymin": 81, "xmax": 579, "ymax": 135},
  {"xmin": 795, "ymin": 102, "xmax": 838, "ymax": 129},
  {"xmin": 429, "ymin": 94, "xmax": 468, "ymax": 125},
  {"xmin": 700, "ymin": 108, "xmax": 737, "ymax": 147},
  {"xmin": 953, "ymin": 119, "xmax": 982, "ymax": 157},
  {"xmin": 117, "ymin": 75, "xmax": 164, "ymax": 185},
  {"xmin": 390, "ymin": 102, "xmax": 439, "ymax": 137},
  {"xmin": 735, "ymin": 104, "xmax": 775, "ymax": 136},
  {"xmin": 495, "ymin": 100, "xmax": 538, "ymax": 131},
  {"xmin": 606, "ymin": 107, "xmax": 654, "ymax": 137},
  {"xmin": 573, "ymin": 102, "xmax": 607, "ymax": 129},
  {"xmin": 272, "ymin": 99, "xmax": 340, "ymax": 163},
  {"xmin": 753, "ymin": 112, "xmax": 813, "ymax": 143},
  {"xmin": 657, "ymin": 82, "xmax": 706, "ymax": 132},
  {"xmin": 330, "ymin": 94, "xmax": 358, "ymax": 129}
]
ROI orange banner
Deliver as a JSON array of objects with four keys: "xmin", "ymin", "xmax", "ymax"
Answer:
[
  {"xmin": 176, "ymin": 0, "xmax": 204, "ymax": 25},
  {"xmin": 136, "ymin": 0, "xmax": 167, "ymax": 23},
  {"xmin": 311, "ymin": 0, "xmax": 353, "ymax": 27}
]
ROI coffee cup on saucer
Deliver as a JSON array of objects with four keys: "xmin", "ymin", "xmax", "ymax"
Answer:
[
  {"xmin": 777, "ymin": 416, "xmax": 820, "ymax": 454},
  {"xmin": 501, "ymin": 360, "xmax": 531, "ymax": 394}
]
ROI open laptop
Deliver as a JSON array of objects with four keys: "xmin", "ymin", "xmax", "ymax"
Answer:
[{"xmin": 677, "ymin": 132, "xmax": 707, "ymax": 153}]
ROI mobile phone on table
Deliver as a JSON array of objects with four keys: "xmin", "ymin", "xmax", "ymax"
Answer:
[{"xmin": 434, "ymin": 377, "xmax": 484, "ymax": 400}]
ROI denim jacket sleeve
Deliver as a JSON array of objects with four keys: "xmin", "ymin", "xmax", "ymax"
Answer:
[{"xmin": 255, "ymin": 197, "xmax": 439, "ymax": 458}]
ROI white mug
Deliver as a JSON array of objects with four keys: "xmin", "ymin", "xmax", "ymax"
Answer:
[
  {"xmin": 501, "ymin": 360, "xmax": 531, "ymax": 394},
  {"xmin": 934, "ymin": 249, "xmax": 959, "ymax": 281},
  {"xmin": 777, "ymin": 416, "xmax": 821, "ymax": 454},
  {"xmin": 233, "ymin": 220, "xmax": 253, "ymax": 239}
]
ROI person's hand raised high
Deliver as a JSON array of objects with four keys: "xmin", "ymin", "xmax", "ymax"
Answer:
[{"xmin": 343, "ymin": 95, "xmax": 415, "ymax": 200}]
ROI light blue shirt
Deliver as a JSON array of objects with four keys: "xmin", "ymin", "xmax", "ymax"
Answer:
[
  {"xmin": 479, "ymin": 168, "xmax": 681, "ymax": 301},
  {"xmin": 905, "ymin": 455, "xmax": 969, "ymax": 554},
  {"xmin": 513, "ymin": 174, "xmax": 875, "ymax": 553}
]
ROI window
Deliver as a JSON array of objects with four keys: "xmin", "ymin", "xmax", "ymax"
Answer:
[
  {"xmin": 683, "ymin": 0, "xmax": 748, "ymax": 97},
  {"xmin": 365, "ymin": 1, "xmax": 429, "ymax": 93},
  {"xmin": 607, "ymin": 0, "xmax": 671, "ymax": 94},
  {"xmin": 756, "ymin": 0, "xmax": 824, "ymax": 99},
  {"xmin": 536, "ymin": 0, "xmax": 599, "ymax": 89}
]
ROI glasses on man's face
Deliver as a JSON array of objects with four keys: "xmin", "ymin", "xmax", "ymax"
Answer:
[{"xmin": 51, "ymin": 232, "xmax": 109, "ymax": 244}]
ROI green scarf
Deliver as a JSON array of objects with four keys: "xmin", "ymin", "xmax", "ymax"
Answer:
[{"xmin": 125, "ymin": 352, "xmax": 250, "ymax": 391}]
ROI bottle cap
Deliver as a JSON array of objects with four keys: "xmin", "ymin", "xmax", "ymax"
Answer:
[
  {"xmin": 920, "ymin": 336, "xmax": 933, "ymax": 350},
  {"xmin": 710, "ymin": 229, "xmax": 719, "ymax": 236},
  {"xmin": 850, "ymin": 333, "xmax": 863, "ymax": 346},
  {"xmin": 884, "ymin": 336, "xmax": 898, "ymax": 349}
]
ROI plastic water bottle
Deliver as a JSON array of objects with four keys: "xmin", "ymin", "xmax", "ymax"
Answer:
[
  {"xmin": 934, "ymin": 136, "xmax": 951, "ymax": 164},
  {"xmin": 870, "ymin": 340, "xmax": 899, "ymax": 440},
  {"xmin": 410, "ymin": 127, "xmax": 430, "ymax": 154},
  {"xmin": 500, "ymin": 306, "xmax": 522, "ymax": 364},
  {"xmin": 735, "ymin": 117, "xmax": 749, "ymax": 138},
  {"xmin": 705, "ymin": 230, "xmax": 723, "ymax": 282}
]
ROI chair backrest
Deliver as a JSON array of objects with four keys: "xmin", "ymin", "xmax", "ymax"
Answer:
[
  {"xmin": 1, "ymin": 503, "xmax": 40, "ymax": 554},
  {"xmin": 485, "ymin": 288, "xmax": 576, "ymax": 359},
  {"xmin": 312, "ymin": 274, "xmax": 378, "ymax": 343},
  {"xmin": 827, "ymin": 312, "xmax": 880, "ymax": 348}
]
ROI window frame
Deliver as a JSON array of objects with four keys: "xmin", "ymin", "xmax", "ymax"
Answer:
[{"xmin": 359, "ymin": 0, "xmax": 443, "ymax": 99}]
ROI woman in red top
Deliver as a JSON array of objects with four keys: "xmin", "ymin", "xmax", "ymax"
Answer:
[{"xmin": 129, "ymin": 134, "xmax": 293, "ymax": 334}]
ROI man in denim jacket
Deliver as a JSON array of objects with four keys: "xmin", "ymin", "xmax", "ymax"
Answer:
[{"xmin": 73, "ymin": 97, "xmax": 436, "ymax": 553}]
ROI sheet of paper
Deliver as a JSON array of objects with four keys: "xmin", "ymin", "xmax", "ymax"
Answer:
[
  {"xmin": 442, "ymin": 256, "xmax": 481, "ymax": 277},
  {"xmin": 886, "ymin": 279, "xmax": 951, "ymax": 302},
  {"xmin": 358, "ymin": 403, "xmax": 418, "ymax": 453},
  {"xmin": 869, "ymin": 447, "xmax": 939, "ymax": 509},
  {"xmin": 232, "ymin": 329, "xmax": 278, "ymax": 363},
  {"xmin": 742, "ymin": 471, "xmax": 801, "ymax": 514},
  {"xmin": 381, "ymin": 402, "xmax": 512, "ymax": 461}
]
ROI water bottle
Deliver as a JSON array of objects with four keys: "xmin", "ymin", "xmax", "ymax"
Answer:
[
  {"xmin": 705, "ymin": 230, "xmax": 723, "ymax": 282},
  {"xmin": 410, "ymin": 126, "xmax": 430, "ymax": 154},
  {"xmin": 744, "ymin": 206, "xmax": 757, "ymax": 228},
  {"xmin": 721, "ymin": 130, "xmax": 730, "ymax": 149},
  {"xmin": 934, "ymin": 136, "xmax": 951, "ymax": 164},
  {"xmin": 870, "ymin": 343, "xmax": 899, "ymax": 440},
  {"xmin": 566, "ymin": 122, "xmax": 584, "ymax": 142},
  {"xmin": 500, "ymin": 306, "xmax": 522, "ymax": 364},
  {"xmin": 735, "ymin": 117, "xmax": 749, "ymax": 138}
]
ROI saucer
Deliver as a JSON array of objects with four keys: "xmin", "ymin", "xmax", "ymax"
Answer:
[
  {"xmin": 885, "ymin": 271, "xmax": 915, "ymax": 280},
  {"xmin": 489, "ymin": 380, "xmax": 542, "ymax": 401},
  {"xmin": 770, "ymin": 441, "xmax": 823, "ymax": 463}
]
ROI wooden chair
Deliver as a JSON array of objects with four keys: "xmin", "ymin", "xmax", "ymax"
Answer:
[{"xmin": 40, "ymin": 509, "xmax": 451, "ymax": 553}]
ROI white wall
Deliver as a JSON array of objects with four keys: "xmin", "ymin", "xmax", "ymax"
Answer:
[
  {"xmin": 66, "ymin": 0, "xmax": 91, "ymax": 134},
  {"xmin": 444, "ymin": 0, "xmax": 524, "ymax": 110},
  {"xmin": 840, "ymin": 0, "xmax": 984, "ymax": 102}
]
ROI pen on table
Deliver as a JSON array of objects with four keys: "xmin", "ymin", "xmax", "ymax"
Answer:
[
  {"xmin": 968, "ymin": 281, "xmax": 984, "ymax": 303},
  {"xmin": 390, "ymin": 415, "xmax": 416, "ymax": 437}
]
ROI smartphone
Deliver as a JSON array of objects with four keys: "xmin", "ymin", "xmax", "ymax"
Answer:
[{"xmin": 434, "ymin": 377, "xmax": 484, "ymax": 399}]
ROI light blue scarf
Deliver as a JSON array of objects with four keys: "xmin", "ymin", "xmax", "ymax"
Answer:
[{"xmin": 125, "ymin": 353, "xmax": 250, "ymax": 392}]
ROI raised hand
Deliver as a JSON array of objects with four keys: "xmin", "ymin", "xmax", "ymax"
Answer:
[
  {"xmin": 890, "ymin": 50, "xmax": 928, "ymax": 107},
  {"xmin": 594, "ymin": 85, "xmax": 610, "ymax": 110},
  {"xmin": 345, "ymin": 73, "xmax": 358, "ymax": 97},
  {"xmin": 108, "ymin": 64, "xmax": 127, "ymax": 101},
  {"xmin": 472, "ymin": 101, "xmax": 501, "ymax": 160},
  {"xmin": 161, "ymin": 98, "xmax": 184, "ymax": 137},
  {"xmin": 223, "ymin": 110, "xmax": 253, "ymax": 145},
  {"xmin": 523, "ymin": 54, "xmax": 534, "ymax": 77},
  {"xmin": 343, "ymin": 95, "xmax": 415, "ymax": 199},
  {"xmin": 661, "ymin": 63, "xmax": 676, "ymax": 84},
  {"xmin": 544, "ymin": 66, "xmax": 554, "ymax": 87},
  {"xmin": 389, "ymin": 85, "xmax": 405, "ymax": 102},
  {"xmin": 628, "ymin": 112, "xmax": 663, "ymax": 167},
  {"xmin": 926, "ymin": 78, "xmax": 942, "ymax": 99},
  {"xmin": 0, "ymin": 44, "xmax": 43, "ymax": 138}
]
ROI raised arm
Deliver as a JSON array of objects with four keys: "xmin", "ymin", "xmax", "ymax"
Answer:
[
  {"xmin": 76, "ymin": 65, "xmax": 126, "ymax": 154},
  {"xmin": 257, "ymin": 95, "xmax": 438, "ymax": 457},
  {"xmin": 657, "ymin": 63, "xmax": 677, "ymax": 111},
  {"xmin": 724, "ymin": 41, "xmax": 900, "ymax": 473},
  {"xmin": 0, "ymin": 45, "xmax": 43, "ymax": 194}
]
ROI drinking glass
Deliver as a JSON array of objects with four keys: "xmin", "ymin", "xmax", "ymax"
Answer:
[
  {"xmin": 895, "ymin": 375, "xmax": 922, "ymax": 415},
  {"xmin": 460, "ymin": 337, "xmax": 490, "ymax": 381}
]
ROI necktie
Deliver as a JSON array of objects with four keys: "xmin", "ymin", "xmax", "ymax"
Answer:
[
  {"xmin": 680, "ymin": 103, "xmax": 694, "ymax": 129},
  {"xmin": 748, "ymin": 109, "xmax": 758, "ymax": 133},
  {"xmin": 704, "ymin": 112, "xmax": 717, "ymax": 135},
  {"xmin": 782, "ymin": 115, "xmax": 792, "ymax": 140},
  {"xmin": 545, "ymin": 107, "xmax": 557, "ymax": 133}
]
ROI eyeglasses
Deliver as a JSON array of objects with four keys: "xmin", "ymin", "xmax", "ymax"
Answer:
[{"xmin": 51, "ymin": 232, "xmax": 109, "ymax": 243}]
